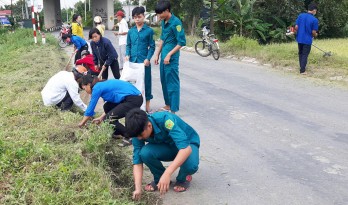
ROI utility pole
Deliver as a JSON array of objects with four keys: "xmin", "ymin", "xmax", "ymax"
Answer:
[
  {"xmin": 84, "ymin": 0, "xmax": 86, "ymax": 21},
  {"xmin": 10, "ymin": 0, "xmax": 13, "ymax": 17},
  {"xmin": 210, "ymin": 0, "xmax": 214, "ymax": 34},
  {"xmin": 89, "ymin": 0, "xmax": 90, "ymax": 11}
]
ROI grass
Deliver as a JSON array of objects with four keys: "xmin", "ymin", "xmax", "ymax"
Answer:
[
  {"xmin": 185, "ymin": 33, "xmax": 348, "ymax": 86},
  {"xmin": 0, "ymin": 29, "xmax": 158, "ymax": 204}
]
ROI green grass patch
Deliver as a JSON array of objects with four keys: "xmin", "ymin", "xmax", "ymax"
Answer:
[{"xmin": 0, "ymin": 29, "xmax": 158, "ymax": 204}]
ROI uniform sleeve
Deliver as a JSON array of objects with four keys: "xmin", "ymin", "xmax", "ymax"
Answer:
[
  {"xmin": 147, "ymin": 29, "xmax": 155, "ymax": 60},
  {"xmin": 173, "ymin": 22, "xmax": 186, "ymax": 47},
  {"xmin": 132, "ymin": 137, "xmax": 145, "ymax": 164},
  {"xmin": 163, "ymin": 115, "xmax": 189, "ymax": 149},
  {"xmin": 126, "ymin": 31, "xmax": 131, "ymax": 56},
  {"xmin": 84, "ymin": 87, "xmax": 101, "ymax": 117},
  {"xmin": 65, "ymin": 79, "xmax": 87, "ymax": 111}
]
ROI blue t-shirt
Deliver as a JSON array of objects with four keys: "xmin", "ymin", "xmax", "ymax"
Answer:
[
  {"xmin": 84, "ymin": 79, "xmax": 141, "ymax": 117},
  {"xmin": 71, "ymin": 35, "xmax": 87, "ymax": 50},
  {"xmin": 295, "ymin": 13, "xmax": 319, "ymax": 45}
]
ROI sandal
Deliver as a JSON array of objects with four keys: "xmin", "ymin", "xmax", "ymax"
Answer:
[
  {"xmin": 117, "ymin": 138, "xmax": 132, "ymax": 147},
  {"xmin": 173, "ymin": 175, "xmax": 192, "ymax": 192},
  {"xmin": 145, "ymin": 181, "xmax": 158, "ymax": 192},
  {"xmin": 157, "ymin": 107, "xmax": 171, "ymax": 112}
]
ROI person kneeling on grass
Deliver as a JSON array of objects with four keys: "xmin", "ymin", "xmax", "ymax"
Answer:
[
  {"xmin": 78, "ymin": 74, "xmax": 143, "ymax": 143},
  {"xmin": 125, "ymin": 108, "xmax": 200, "ymax": 200},
  {"xmin": 41, "ymin": 65, "xmax": 88, "ymax": 111}
]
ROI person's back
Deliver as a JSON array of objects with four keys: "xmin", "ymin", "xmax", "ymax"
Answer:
[
  {"xmin": 296, "ymin": 13, "xmax": 318, "ymax": 45},
  {"xmin": 42, "ymin": 71, "xmax": 73, "ymax": 105}
]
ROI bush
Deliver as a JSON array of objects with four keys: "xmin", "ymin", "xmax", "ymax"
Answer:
[{"xmin": 220, "ymin": 35, "xmax": 261, "ymax": 55}]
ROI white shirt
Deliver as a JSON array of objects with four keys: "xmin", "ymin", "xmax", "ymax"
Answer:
[
  {"xmin": 118, "ymin": 18, "xmax": 129, "ymax": 46},
  {"xmin": 41, "ymin": 71, "xmax": 87, "ymax": 111}
]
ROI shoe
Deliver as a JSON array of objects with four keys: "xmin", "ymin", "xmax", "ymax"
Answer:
[{"xmin": 300, "ymin": 72, "xmax": 307, "ymax": 75}]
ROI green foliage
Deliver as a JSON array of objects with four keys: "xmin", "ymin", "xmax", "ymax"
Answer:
[
  {"xmin": 0, "ymin": 29, "xmax": 158, "ymax": 204},
  {"xmin": 221, "ymin": 35, "xmax": 261, "ymax": 54}
]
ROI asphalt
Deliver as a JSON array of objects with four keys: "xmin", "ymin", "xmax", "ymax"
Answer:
[{"xmin": 57, "ymin": 30, "xmax": 348, "ymax": 205}]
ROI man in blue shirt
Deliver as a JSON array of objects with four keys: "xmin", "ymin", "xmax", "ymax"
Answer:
[
  {"xmin": 126, "ymin": 6, "xmax": 156, "ymax": 113},
  {"xmin": 295, "ymin": 3, "xmax": 319, "ymax": 74},
  {"xmin": 154, "ymin": 1, "xmax": 186, "ymax": 114},
  {"xmin": 78, "ymin": 74, "xmax": 143, "ymax": 139},
  {"xmin": 62, "ymin": 34, "xmax": 89, "ymax": 63},
  {"xmin": 125, "ymin": 108, "xmax": 200, "ymax": 200}
]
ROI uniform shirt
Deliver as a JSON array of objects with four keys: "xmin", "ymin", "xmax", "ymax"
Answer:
[
  {"xmin": 41, "ymin": 71, "xmax": 87, "ymax": 111},
  {"xmin": 71, "ymin": 35, "xmax": 87, "ymax": 50},
  {"xmin": 132, "ymin": 112, "xmax": 200, "ymax": 165},
  {"xmin": 118, "ymin": 18, "xmax": 129, "ymax": 46},
  {"xmin": 84, "ymin": 79, "xmax": 141, "ymax": 117},
  {"xmin": 96, "ymin": 24, "xmax": 105, "ymax": 36},
  {"xmin": 296, "ymin": 13, "xmax": 318, "ymax": 45},
  {"xmin": 160, "ymin": 13, "xmax": 186, "ymax": 60},
  {"xmin": 71, "ymin": 22, "xmax": 84, "ymax": 39},
  {"xmin": 126, "ymin": 24, "xmax": 155, "ymax": 63}
]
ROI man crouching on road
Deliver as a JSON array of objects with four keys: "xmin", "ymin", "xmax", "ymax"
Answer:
[{"xmin": 125, "ymin": 108, "xmax": 200, "ymax": 200}]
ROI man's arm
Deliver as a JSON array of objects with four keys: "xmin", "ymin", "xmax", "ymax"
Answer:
[
  {"xmin": 157, "ymin": 146, "xmax": 192, "ymax": 195},
  {"xmin": 154, "ymin": 40, "xmax": 163, "ymax": 65},
  {"xmin": 312, "ymin": 30, "xmax": 318, "ymax": 38},
  {"xmin": 132, "ymin": 164, "xmax": 144, "ymax": 200}
]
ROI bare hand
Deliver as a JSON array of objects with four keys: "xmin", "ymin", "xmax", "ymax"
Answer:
[
  {"xmin": 144, "ymin": 59, "xmax": 150, "ymax": 66},
  {"xmin": 157, "ymin": 173, "xmax": 171, "ymax": 196},
  {"xmin": 132, "ymin": 189, "xmax": 142, "ymax": 201},
  {"xmin": 125, "ymin": 56, "xmax": 129, "ymax": 62},
  {"xmin": 154, "ymin": 55, "xmax": 159, "ymax": 65},
  {"xmin": 78, "ymin": 122, "xmax": 85, "ymax": 128},
  {"xmin": 92, "ymin": 117, "xmax": 103, "ymax": 125},
  {"xmin": 114, "ymin": 32, "xmax": 119, "ymax": 36},
  {"xmin": 164, "ymin": 55, "xmax": 171, "ymax": 65}
]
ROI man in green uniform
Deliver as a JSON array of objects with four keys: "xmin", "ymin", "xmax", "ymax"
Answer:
[
  {"xmin": 126, "ymin": 6, "xmax": 156, "ymax": 113},
  {"xmin": 154, "ymin": 0, "xmax": 186, "ymax": 114},
  {"xmin": 125, "ymin": 108, "xmax": 200, "ymax": 200}
]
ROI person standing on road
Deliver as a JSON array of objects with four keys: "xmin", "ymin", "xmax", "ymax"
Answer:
[
  {"xmin": 94, "ymin": 16, "xmax": 105, "ymax": 36},
  {"xmin": 89, "ymin": 28, "xmax": 120, "ymax": 80},
  {"xmin": 154, "ymin": 1, "xmax": 186, "ymax": 114},
  {"xmin": 125, "ymin": 108, "xmax": 200, "ymax": 200},
  {"xmin": 114, "ymin": 10, "xmax": 129, "ymax": 70},
  {"xmin": 71, "ymin": 14, "xmax": 84, "ymax": 39},
  {"xmin": 126, "ymin": 6, "xmax": 156, "ymax": 113},
  {"xmin": 62, "ymin": 34, "xmax": 89, "ymax": 63},
  {"xmin": 295, "ymin": 3, "xmax": 319, "ymax": 75}
]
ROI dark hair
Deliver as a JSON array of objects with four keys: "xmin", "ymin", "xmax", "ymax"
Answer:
[
  {"xmin": 132, "ymin": 6, "xmax": 145, "ymax": 17},
  {"xmin": 81, "ymin": 74, "xmax": 102, "ymax": 89},
  {"xmin": 89, "ymin": 28, "xmax": 102, "ymax": 39},
  {"xmin": 155, "ymin": 1, "xmax": 171, "ymax": 14},
  {"xmin": 62, "ymin": 33, "xmax": 72, "ymax": 40},
  {"xmin": 308, "ymin": 2, "xmax": 318, "ymax": 11},
  {"xmin": 125, "ymin": 108, "xmax": 149, "ymax": 138},
  {"xmin": 72, "ymin": 14, "xmax": 80, "ymax": 22}
]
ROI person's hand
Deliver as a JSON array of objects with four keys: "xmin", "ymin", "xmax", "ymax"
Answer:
[
  {"xmin": 95, "ymin": 65, "xmax": 100, "ymax": 71},
  {"xmin": 114, "ymin": 32, "xmax": 119, "ymax": 36},
  {"xmin": 164, "ymin": 54, "xmax": 171, "ymax": 65},
  {"xmin": 92, "ymin": 117, "xmax": 103, "ymax": 125},
  {"xmin": 157, "ymin": 173, "xmax": 171, "ymax": 196},
  {"xmin": 78, "ymin": 121, "xmax": 85, "ymax": 128},
  {"xmin": 154, "ymin": 55, "xmax": 159, "ymax": 65},
  {"xmin": 132, "ymin": 189, "xmax": 142, "ymax": 201},
  {"xmin": 144, "ymin": 59, "xmax": 150, "ymax": 66},
  {"xmin": 125, "ymin": 56, "xmax": 129, "ymax": 62}
]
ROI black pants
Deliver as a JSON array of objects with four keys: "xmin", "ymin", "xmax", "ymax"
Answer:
[
  {"xmin": 104, "ymin": 95, "xmax": 143, "ymax": 136},
  {"xmin": 102, "ymin": 60, "xmax": 120, "ymax": 80},
  {"xmin": 298, "ymin": 43, "xmax": 311, "ymax": 73},
  {"xmin": 56, "ymin": 92, "xmax": 73, "ymax": 111},
  {"xmin": 74, "ymin": 44, "xmax": 89, "ymax": 63}
]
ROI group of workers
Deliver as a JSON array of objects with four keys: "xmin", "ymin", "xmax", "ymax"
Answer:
[{"xmin": 41, "ymin": 0, "xmax": 200, "ymax": 201}]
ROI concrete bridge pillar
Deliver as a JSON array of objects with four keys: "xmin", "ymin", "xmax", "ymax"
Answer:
[
  {"xmin": 92, "ymin": 0, "xmax": 115, "ymax": 30},
  {"xmin": 43, "ymin": 0, "xmax": 62, "ymax": 29}
]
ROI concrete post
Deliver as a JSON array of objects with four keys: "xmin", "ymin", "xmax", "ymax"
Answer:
[{"xmin": 92, "ymin": 0, "xmax": 114, "ymax": 30}]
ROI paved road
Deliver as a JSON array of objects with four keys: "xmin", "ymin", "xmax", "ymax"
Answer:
[{"xmin": 58, "ymin": 30, "xmax": 348, "ymax": 205}]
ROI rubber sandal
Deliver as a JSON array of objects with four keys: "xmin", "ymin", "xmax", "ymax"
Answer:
[
  {"xmin": 117, "ymin": 138, "xmax": 132, "ymax": 147},
  {"xmin": 157, "ymin": 107, "xmax": 171, "ymax": 112},
  {"xmin": 173, "ymin": 175, "xmax": 192, "ymax": 192},
  {"xmin": 145, "ymin": 181, "xmax": 158, "ymax": 192}
]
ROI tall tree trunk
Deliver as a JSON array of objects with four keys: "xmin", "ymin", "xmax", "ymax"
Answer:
[
  {"xmin": 210, "ymin": 0, "xmax": 214, "ymax": 34},
  {"xmin": 191, "ymin": 15, "xmax": 197, "ymax": 36}
]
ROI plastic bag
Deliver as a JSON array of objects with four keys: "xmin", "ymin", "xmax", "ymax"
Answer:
[{"xmin": 120, "ymin": 61, "xmax": 145, "ymax": 110}]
